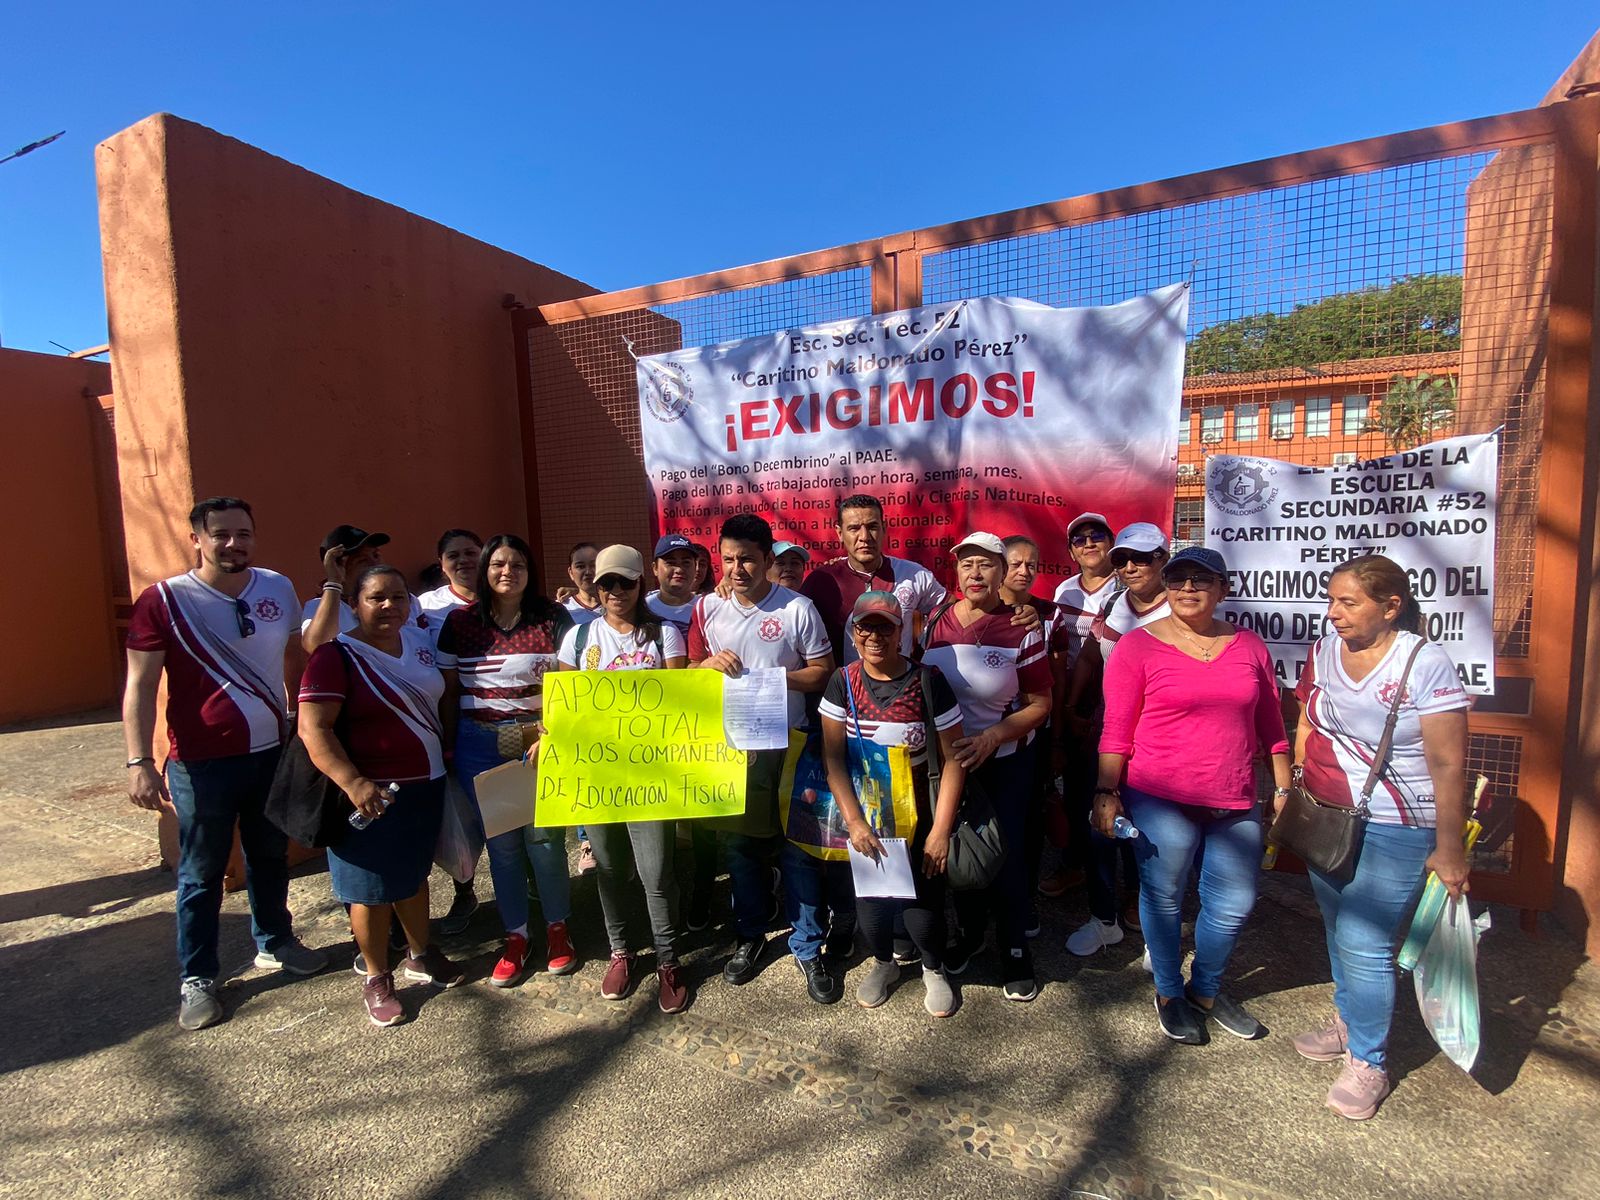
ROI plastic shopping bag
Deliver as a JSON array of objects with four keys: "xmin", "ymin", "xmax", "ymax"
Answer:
[
  {"xmin": 778, "ymin": 729, "xmax": 917, "ymax": 861},
  {"xmin": 434, "ymin": 776, "xmax": 485, "ymax": 883},
  {"xmin": 1412, "ymin": 895, "xmax": 1490, "ymax": 1071}
]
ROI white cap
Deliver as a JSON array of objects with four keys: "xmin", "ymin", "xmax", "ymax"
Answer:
[
  {"xmin": 952, "ymin": 531, "xmax": 1006, "ymax": 558},
  {"xmin": 1109, "ymin": 522, "xmax": 1169, "ymax": 557},
  {"xmin": 1066, "ymin": 511, "xmax": 1111, "ymax": 537}
]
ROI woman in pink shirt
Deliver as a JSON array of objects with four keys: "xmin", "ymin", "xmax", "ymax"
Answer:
[{"xmin": 1095, "ymin": 547, "xmax": 1291, "ymax": 1046}]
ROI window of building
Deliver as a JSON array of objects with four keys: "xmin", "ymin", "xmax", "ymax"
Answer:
[
  {"xmin": 1178, "ymin": 408, "xmax": 1191, "ymax": 444},
  {"xmin": 1173, "ymin": 499, "xmax": 1204, "ymax": 549},
  {"xmin": 1343, "ymin": 395, "xmax": 1369, "ymax": 436},
  {"xmin": 1304, "ymin": 395, "xmax": 1332, "ymax": 438},
  {"xmin": 1269, "ymin": 400, "xmax": 1295, "ymax": 438},
  {"xmin": 1234, "ymin": 404, "xmax": 1259, "ymax": 441},
  {"xmin": 1201, "ymin": 406, "xmax": 1225, "ymax": 442}
]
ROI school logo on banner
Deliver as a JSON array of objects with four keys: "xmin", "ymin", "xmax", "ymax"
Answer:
[
  {"xmin": 640, "ymin": 359, "xmax": 693, "ymax": 424},
  {"xmin": 1209, "ymin": 460, "xmax": 1280, "ymax": 517}
]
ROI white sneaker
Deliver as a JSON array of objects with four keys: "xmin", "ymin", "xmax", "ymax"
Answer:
[
  {"xmin": 1141, "ymin": 946, "xmax": 1153, "ymax": 973},
  {"xmin": 1065, "ymin": 917, "xmax": 1124, "ymax": 957}
]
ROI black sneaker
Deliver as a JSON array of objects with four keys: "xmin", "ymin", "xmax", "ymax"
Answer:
[
  {"xmin": 891, "ymin": 938, "xmax": 922, "ymax": 968},
  {"xmin": 436, "ymin": 881, "xmax": 479, "ymax": 936},
  {"xmin": 825, "ymin": 925, "xmax": 856, "ymax": 964},
  {"xmin": 1187, "ymin": 988, "xmax": 1263, "ymax": 1040},
  {"xmin": 723, "ymin": 937, "xmax": 766, "ymax": 986},
  {"xmin": 1155, "ymin": 994, "xmax": 1207, "ymax": 1044},
  {"xmin": 1001, "ymin": 947, "xmax": 1038, "ymax": 1002},
  {"xmin": 943, "ymin": 929, "xmax": 984, "ymax": 976},
  {"xmin": 797, "ymin": 955, "xmax": 841, "ymax": 1004},
  {"xmin": 685, "ymin": 898, "xmax": 712, "ymax": 933}
]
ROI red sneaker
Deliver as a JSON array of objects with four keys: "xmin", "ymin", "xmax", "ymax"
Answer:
[
  {"xmin": 490, "ymin": 933, "xmax": 529, "ymax": 988},
  {"xmin": 657, "ymin": 962, "xmax": 689, "ymax": 1014},
  {"xmin": 546, "ymin": 921, "xmax": 578, "ymax": 976},
  {"xmin": 601, "ymin": 950, "xmax": 634, "ymax": 1000}
]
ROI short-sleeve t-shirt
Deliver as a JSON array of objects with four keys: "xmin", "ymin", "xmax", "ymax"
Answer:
[
  {"xmin": 558, "ymin": 619, "xmax": 687, "ymax": 671},
  {"xmin": 819, "ymin": 662, "xmax": 963, "ymax": 769},
  {"xmin": 418, "ymin": 585, "xmax": 473, "ymax": 646},
  {"xmin": 919, "ymin": 605, "xmax": 1053, "ymax": 755},
  {"xmin": 646, "ymin": 590, "xmax": 697, "ymax": 638},
  {"xmin": 563, "ymin": 596, "xmax": 603, "ymax": 626},
  {"xmin": 801, "ymin": 555, "xmax": 947, "ymax": 662},
  {"xmin": 1052, "ymin": 572, "xmax": 1119, "ymax": 668},
  {"xmin": 1295, "ymin": 632, "xmax": 1470, "ymax": 827},
  {"xmin": 301, "ymin": 593, "xmax": 428, "ymax": 636},
  {"xmin": 298, "ymin": 626, "xmax": 446, "ymax": 782},
  {"xmin": 1092, "ymin": 590, "xmax": 1171, "ymax": 661},
  {"xmin": 687, "ymin": 585, "xmax": 831, "ymax": 728},
  {"xmin": 125, "ymin": 568, "xmax": 300, "ymax": 761},
  {"xmin": 434, "ymin": 604, "xmax": 567, "ymax": 723}
]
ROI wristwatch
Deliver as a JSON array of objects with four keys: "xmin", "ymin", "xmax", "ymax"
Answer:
[{"xmin": 126, "ymin": 756, "xmax": 155, "ymax": 768}]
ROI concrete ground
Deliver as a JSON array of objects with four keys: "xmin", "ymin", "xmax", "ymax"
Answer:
[{"xmin": 2, "ymin": 713, "xmax": 1598, "ymax": 1200}]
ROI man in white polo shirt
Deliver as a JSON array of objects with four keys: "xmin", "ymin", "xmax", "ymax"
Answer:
[
  {"xmin": 689, "ymin": 513, "xmax": 834, "ymax": 993},
  {"xmin": 124, "ymin": 497, "xmax": 329, "ymax": 1031}
]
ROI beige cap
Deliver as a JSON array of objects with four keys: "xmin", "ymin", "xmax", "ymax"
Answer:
[
  {"xmin": 952, "ymin": 531, "xmax": 1006, "ymax": 558},
  {"xmin": 593, "ymin": 544, "xmax": 644, "ymax": 580}
]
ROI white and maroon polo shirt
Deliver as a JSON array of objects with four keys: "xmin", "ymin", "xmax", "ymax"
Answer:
[
  {"xmin": 801, "ymin": 555, "xmax": 946, "ymax": 663},
  {"xmin": 299, "ymin": 625, "xmax": 446, "ymax": 783},
  {"xmin": 920, "ymin": 604, "xmax": 1053, "ymax": 756},
  {"xmin": 126, "ymin": 568, "xmax": 299, "ymax": 761},
  {"xmin": 687, "ymin": 585, "xmax": 831, "ymax": 728}
]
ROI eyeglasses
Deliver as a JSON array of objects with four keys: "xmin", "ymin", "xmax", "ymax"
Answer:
[
  {"xmin": 853, "ymin": 622, "xmax": 898, "ymax": 641},
  {"xmin": 1113, "ymin": 551, "xmax": 1161, "ymax": 568},
  {"xmin": 1070, "ymin": 529, "xmax": 1110, "ymax": 546},
  {"xmin": 1165, "ymin": 572, "xmax": 1221, "ymax": 591},
  {"xmin": 597, "ymin": 576, "xmax": 640, "ymax": 593},
  {"xmin": 234, "ymin": 599, "xmax": 256, "ymax": 639}
]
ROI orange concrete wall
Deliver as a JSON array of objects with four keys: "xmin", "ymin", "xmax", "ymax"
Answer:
[
  {"xmin": 0, "ymin": 350, "xmax": 119, "ymax": 723},
  {"xmin": 97, "ymin": 113, "xmax": 597, "ymax": 600}
]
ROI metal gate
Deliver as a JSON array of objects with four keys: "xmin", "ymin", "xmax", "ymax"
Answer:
[{"xmin": 514, "ymin": 99, "xmax": 1600, "ymax": 914}]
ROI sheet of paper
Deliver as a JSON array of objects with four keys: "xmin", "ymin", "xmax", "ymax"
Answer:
[
  {"xmin": 721, "ymin": 667, "xmax": 790, "ymax": 750},
  {"xmin": 473, "ymin": 759, "xmax": 537, "ymax": 840},
  {"xmin": 848, "ymin": 837, "xmax": 917, "ymax": 899}
]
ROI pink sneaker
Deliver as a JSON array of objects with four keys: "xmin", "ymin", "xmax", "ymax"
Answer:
[
  {"xmin": 1293, "ymin": 1013, "xmax": 1349, "ymax": 1062},
  {"xmin": 1326, "ymin": 1055, "xmax": 1391, "ymax": 1120}
]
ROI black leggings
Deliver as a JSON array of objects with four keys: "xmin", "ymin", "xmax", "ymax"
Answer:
[{"xmin": 856, "ymin": 828, "xmax": 947, "ymax": 971}]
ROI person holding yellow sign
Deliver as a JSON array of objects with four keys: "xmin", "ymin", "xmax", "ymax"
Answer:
[{"xmin": 556, "ymin": 544, "xmax": 691, "ymax": 1014}]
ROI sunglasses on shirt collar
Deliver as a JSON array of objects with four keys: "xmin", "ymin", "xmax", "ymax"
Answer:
[{"xmin": 234, "ymin": 599, "xmax": 256, "ymax": 639}]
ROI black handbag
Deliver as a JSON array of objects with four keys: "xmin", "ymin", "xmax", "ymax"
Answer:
[
  {"xmin": 920, "ymin": 669, "xmax": 1006, "ymax": 892},
  {"xmin": 265, "ymin": 733, "xmax": 352, "ymax": 848},
  {"xmin": 1269, "ymin": 639, "xmax": 1425, "ymax": 884}
]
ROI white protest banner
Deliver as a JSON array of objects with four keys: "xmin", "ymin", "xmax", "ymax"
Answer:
[
  {"xmin": 1206, "ymin": 431, "xmax": 1498, "ymax": 695},
  {"xmin": 637, "ymin": 286, "xmax": 1189, "ymax": 594}
]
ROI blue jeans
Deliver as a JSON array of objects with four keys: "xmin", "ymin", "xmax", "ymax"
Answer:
[
  {"xmin": 723, "ymin": 832, "xmax": 781, "ymax": 940},
  {"xmin": 782, "ymin": 840, "xmax": 855, "ymax": 961},
  {"xmin": 166, "ymin": 747, "xmax": 292, "ymax": 981},
  {"xmin": 1309, "ymin": 821, "xmax": 1434, "ymax": 1068},
  {"xmin": 1124, "ymin": 786, "xmax": 1262, "ymax": 1000},
  {"xmin": 454, "ymin": 719, "xmax": 571, "ymax": 931}
]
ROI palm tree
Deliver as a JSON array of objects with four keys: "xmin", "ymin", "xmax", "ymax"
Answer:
[{"xmin": 1365, "ymin": 372, "xmax": 1458, "ymax": 450}]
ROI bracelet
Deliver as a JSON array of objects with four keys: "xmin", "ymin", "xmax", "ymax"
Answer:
[
  {"xmin": 127, "ymin": 756, "xmax": 155, "ymax": 768},
  {"xmin": 1273, "ymin": 787, "xmax": 1290, "ymax": 797},
  {"xmin": 321, "ymin": 582, "xmax": 344, "ymax": 593}
]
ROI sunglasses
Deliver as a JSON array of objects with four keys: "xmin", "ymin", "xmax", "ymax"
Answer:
[
  {"xmin": 853, "ymin": 621, "xmax": 898, "ymax": 641},
  {"xmin": 234, "ymin": 599, "xmax": 256, "ymax": 639},
  {"xmin": 597, "ymin": 575, "xmax": 640, "ymax": 593},
  {"xmin": 1113, "ymin": 551, "xmax": 1162, "ymax": 568},
  {"xmin": 1165, "ymin": 572, "xmax": 1221, "ymax": 591},
  {"xmin": 1070, "ymin": 529, "xmax": 1111, "ymax": 546}
]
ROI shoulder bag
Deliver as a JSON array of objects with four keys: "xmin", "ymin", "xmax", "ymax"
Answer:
[
  {"xmin": 1268, "ymin": 638, "xmax": 1426, "ymax": 884},
  {"xmin": 920, "ymin": 666, "xmax": 1005, "ymax": 891}
]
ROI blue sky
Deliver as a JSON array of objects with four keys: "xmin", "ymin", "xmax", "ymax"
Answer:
[{"xmin": 0, "ymin": 2, "xmax": 1593, "ymax": 354}]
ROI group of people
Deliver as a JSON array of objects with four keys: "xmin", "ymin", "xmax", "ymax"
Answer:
[{"xmin": 123, "ymin": 490, "xmax": 1471, "ymax": 1122}]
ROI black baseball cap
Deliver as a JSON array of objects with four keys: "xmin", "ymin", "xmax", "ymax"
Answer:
[{"xmin": 320, "ymin": 524, "xmax": 391, "ymax": 557}]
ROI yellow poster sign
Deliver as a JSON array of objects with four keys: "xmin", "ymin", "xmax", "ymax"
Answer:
[{"xmin": 535, "ymin": 670, "xmax": 747, "ymax": 825}]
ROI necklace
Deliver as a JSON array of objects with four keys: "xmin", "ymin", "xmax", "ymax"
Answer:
[{"xmin": 1171, "ymin": 618, "xmax": 1223, "ymax": 661}]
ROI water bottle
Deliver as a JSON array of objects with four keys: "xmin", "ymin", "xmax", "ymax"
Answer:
[
  {"xmin": 1089, "ymin": 812, "xmax": 1139, "ymax": 839},
  {"xmin": 1262, "ymin": 842, "xmax": 1280, "ymax": 870},
  {"xmin": 349, "ymin": 781, "xmax": 400, "ymax": 830}
]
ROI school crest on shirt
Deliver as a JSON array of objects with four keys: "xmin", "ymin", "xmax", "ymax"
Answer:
[
  {"xmin": 253, "ymin": 597, "xmax": 283, "ymax": 622},
  {"xmin": 984, "ymin": 650, "xmax": 1007, "ymax": 669},
  {"xmin": 904, "ymin": 721, "xmax": 926, "ymax": 750},
  {"xmin": 758, "ymin": 616, "xmax": 784, "ymax": 642},
  {"xmin": 1376, "ymin": 679, "xmax": 1411, "ymax": 708},
  {"xmin": 416, "ymin": 646, "xmax": 435, "ymax": 667}
]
